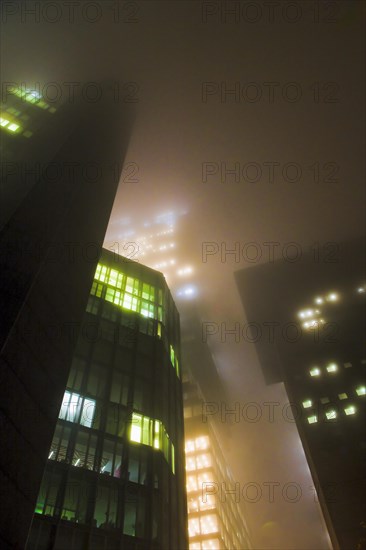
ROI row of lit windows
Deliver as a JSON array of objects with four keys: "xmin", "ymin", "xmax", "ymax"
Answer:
[
  {"xmin": 302, "ymin": 386, "xmax": 366, "ymax": 409},
  {"xmin": 130, "ymin": 412, "xmax": 175, "ymax": 474},
  {"xmin": 187, "ymin": 471, "xmax": 214, "ymax": 494},
  {"xmin": 185, "ymin": 436, "xmax": 210, "ymax": 455},
  {"xmin": 186, "ymin": 452, "xmax": 212, "ymax": 472},
  {"xmin": 309, "ymin": 360, "xmax": 366, "ymax": 377},
  {"xmin": 0, "ymin": 111, "xmax": 33, "ymax": 137},
  {"xmin": 8, "ymin": 85, "xmax": 56, "ymax": 112},
  {"xmin": 189, "ymin": 539, "xmax": 221, "ymax": 550},
  {"xmin": 48, "ymin": 423, "xmax": 156, "ymax": 487},
  {"xmin": 91, "ymin": 280, "xmax": 163, "ymax": 322},
  {"xmin": 188, "ymin": 514, "xmax": 219, "ymax": 538},
  {"xmin": 35, "ymin": 470, "xmax": 147, "ymax": 537},
  {"xmin": 58, "ymin": 391, "xmax": 175, "ymax": 472},
  {"xmin": 188, "ymin": 493, "xmax": 216, "ymax": 514},
  {"xmin": 95, "ymin": 264, "xmax": 163, "ymax": 304},
  {"xmin": 307, "ymin": 404, "xmax": 357, "ymax": 424}
]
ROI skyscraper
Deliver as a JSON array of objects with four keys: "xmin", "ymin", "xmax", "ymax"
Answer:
[
  {"xmin": 0, "ymin": 81, "xmax": 132, "ymax": 549},
  {"xmin": 26, "ymin": 248, "xmax": 188, "ymax": 550},
  {"xmin": 235, "ymin": 239, "xmax": 366, "ymax": 549},
  {"xmin": 183, "ymin": 369, "xmax": 252, "ymax": 550}
]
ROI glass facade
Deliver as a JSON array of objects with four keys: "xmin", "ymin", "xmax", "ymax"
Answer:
[{"xmin": 26, "ymin": 249, "xmax": 187, "ymax": 550}]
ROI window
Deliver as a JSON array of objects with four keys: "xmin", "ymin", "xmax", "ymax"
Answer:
[
  {"xmin": 62, "ymin": 476, "xmax": 90, "ymax": 524},
  {"xmin": 325, "ymin": 410, "xmax": 337, "ymax": 420},
  {"xmin": 67, "ymin": 358, "xmax": 86, "ymax": 391},
  {"xmin": 49, "ymin": 424, "xmax": 71, "ymax": 463},
  {"xmin": 338, "ymin": 393, "xmax": 348, "ymax": 400},
  {"xmin": 72, "ymin": 430, "xmax": 97, "ymax": 470},
  {"xmin": 344, "ymin": 405, "xmax": 356, "ymax": 416},
  {"xmin": 100, "ymin": 438, "xmax": 123, "ymax": 478},
  {"xmin": 356, "ymin": 386, "xmax": 366, "ymax": 396},
  {"xmin": 35, "ymin": 470, "xmax": 61, "ymax": 516},
  {"xmin": 310, "ymin": 367, "xmax": 321, "ymax": 377},
  {"xmin": 326, "ymin": 363, "xmax": 338, "ymax": 373},
  {"xmin": 302, "ymin": 400, "xmax": 312, "ymax": 409},
  {"xmin": 200, "ymin": 514, "xmax": 218, "ymax": 535},
  {"xmin": 93, "ymin": 484, "xmax": 119, "ymax": 528},
  {"xmin": 307, "ymin": 415, "xmax": 317, "ymax": 424},
  {"xmin": 110, "ymin": 370, "xmax": 129, "ymax": 406},
  {"xmin": 320, "ymin": 397, "xmax": 330, "ymax": 404}
]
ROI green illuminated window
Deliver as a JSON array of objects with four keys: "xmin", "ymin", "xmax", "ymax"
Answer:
[
  {"xmin": 170, "ymin": 345, "xmax": 175, "ymax": 366},
  {"xmin": 302, "ymin": 400, "xmax": 312, "ymax": 409},
  {"xmin": 338, "ymin": 393, "xmax": 348, "ymax": 400},
  {"xmin": 130, "ymin": 412, "xmax": 175, "ymax": 472},
  {"xmin": 344, "ymin": 405, "xmax": 356, "ymax": 416},
  {"xmin": 356, "ymin": 386, "xmax": 366, "ymax": 396},
  {"xmin": 8, "ymin": 85, "xmax": 56, "ymax": 112},
  {"xmin": 307, "ymin": 415, "xmax": 317, "ymax": 424}
]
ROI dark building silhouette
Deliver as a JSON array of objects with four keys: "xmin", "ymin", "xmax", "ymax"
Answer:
[
  {"xmin": 235, "ymin": 239, "xmax": 366, "ymax": 550},
  {"xmin": 0, "ymin": 82, "xmax": 132, "ymax": 549},
  {"xmin": 26, "ymin": 249, "xmax": 187, "ymax": 549}
]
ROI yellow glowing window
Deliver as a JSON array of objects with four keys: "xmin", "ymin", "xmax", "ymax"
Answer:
[
  {"xmin": 326, "ymin": 363, "xmax": 338, "ymax": 373},
  {"xmin": 187, "ymin": 475, "xmax": 198, "ymax": 493},
  {"xmin": 310, "ymin": 367, "xmax": 321, "ymax": 377},
  {"xmin": 356, "ymin": 386, "xmax": 366, "ymax": 396},
  {"xmin": 204, "ymin": 539, "xmax": 220, "ymax": 549},
  {"xmin": 198, "ymin": 471, "xmax": 214, "ymax": 485},
  {"xmin": 302, "ymin": 400, "xmax": 312, "ymax": 409},
  {"xmin": 189, "ymin": 543, "xmax": 201, "ymax": 550},
  {"xmin": 200, "ymin": 493, "xmax": 216, "ymax": 511},
  {"xmin": 200, "ymin": 514, "xmax": 218, "ymax": 535},
  {"xmin": 188, "ymin": 517, "xmax": 200, "ymax": 538},
  {"xmin": 186, "ymin": 456, "xmax": 196, "ymax": 471},
  {"xmin": 345, "ymin": 406, "xmax": 356, "ymax": 416},
  {"xmin": 0, "ymin": 117, "xmax": 9, "ymax": 127},
  {"xmin": 338, "ymin": 393, "xmax": 348, "ymax": 400},
  {"xmin": 130, "ymin": 413, "xmax": 142, "ymax": 443},
  {"xmin": 154, "ymin": 420, "xmax": 161, "ymax": 449},
  {"xmin": 185, "ymin": 440, "xmax": 195, "ymax": 453},
  {"xmin": 171, "ymin": 443, "xmax": 175, "ymax": 474},
  {"xmin": 307, "ymin": 415, "xmax": 317, "ymax": 424},
  {"xmin": 196, "ymin": 452, "xmax": 212, "ymax": 470},
  {"xmin": 325, "ymin": 410, "xmax": 337, "ymax": 420},
  {"xmin": 157, "ymin": 322, "xmax": 162, "ymax": 339},
  {"xmin": 195, "ymin": 436, "xmax": 209, "ymax": 451}
]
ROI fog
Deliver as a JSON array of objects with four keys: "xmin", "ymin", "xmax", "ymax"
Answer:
[{"xmin": 2, "ymin": 1, "xmax": 364, "ymax": 547}]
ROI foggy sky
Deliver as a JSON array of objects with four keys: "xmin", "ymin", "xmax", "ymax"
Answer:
[{"xmin": 2, "ymin": 1, "xmax": 365, "ymax": 548}]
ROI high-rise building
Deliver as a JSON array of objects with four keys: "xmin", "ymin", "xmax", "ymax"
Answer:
[
  {"xmin": 235, "ymin": 239, "xmax": 366, "ymax": 550},
  {"xmin": 0, "ymin": 82, "xmax": 132, "ymax": 549},
  {"xmin": 183, "ymin": 370, "xmax": 252, "ymax": 550},
  {"xmin": 26, "ymin": 248, "xmax": 188, "ymax": 550}
]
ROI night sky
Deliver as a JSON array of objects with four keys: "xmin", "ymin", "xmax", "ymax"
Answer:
[{"xmin": 3, "ymin": 1, "xmax": 365, "ymax": 548}]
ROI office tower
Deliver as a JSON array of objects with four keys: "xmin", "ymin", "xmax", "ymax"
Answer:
[
  {"xmin": 26, "ymin": 248, "xmax": 188, "ymax": 550},
  {"xmin": 0, "ymin": 82, "xmax": 132, "ymax": 549},
  {"xmin": 235, "ymin": 239, "xmax": 366, "ymax": 550},
  {"xmin": 183, "ymin": 369, "xmax": 252, "ymax": 550}
]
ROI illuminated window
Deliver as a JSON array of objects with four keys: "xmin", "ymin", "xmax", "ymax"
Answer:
[
  {"xmin": 200, "ymin": 514, "xmax": 218, "ymax": 535},
  {"xmin": 189, "ymin": 543, "xmax": 201, "ymax": 550},
  {"xmin": 338, "ymin": 393, "xmax": 348, "ymax": 400},
  {"xmin": 199, "ymin": 493, "xmax": 216, "ymax": 511},
  {"xmin": 326, "ymin": 363, "xmax": 338, "ymax": 373},
  {"xmin": 315, "ymin": 297, "xmax": 323, "ymax": 304},
  {"xmin": 187, "ymin": 475, "xmax": 198, "ymax": 493},
  {"xmin": 344, "ymin": 405, "xmax": 356, "ymax": 416},
  {"xmin": 204, "ymin": 539, "xmax": 220, "ymax": 550},
  {"xmin": 195, "ymin": 435, "xmax": 209, "ymax": 451},
  {"xmin": 327, "ymin": 293, "xmax": 338, "ymax": 301},
  {"xmin": 196, "ymin": 452, "xmax": 212, "ymax": 470},
  {"xmin": 320, "ymin": 397, "xmax": 330, "ymax": 404},
  {"xmin": 356, "ymin": 386, "xmax": 366, "ymax": 396},
  {"xmin": 325, "ymin": 410, "xmax": 337, "ymax": 420},
  {"xmin": 58, "ymin": 391, "xmax": 96, "ymax": 428},
  {"xmin": 185, "ymin": 440, "xmax": 195, "ymax": 453},
  {"xmin": 197, "ymin": 471, "xmax": 214, "ymax": 486},
  {"xmin": 188, "ymin": 517, "xmax": 200, "ymax": 537},
  {"xmin": 307, "ymin": 415, "xmax": 317, "ymax": 424},
  {"xmin": 310, "ymin": 367, "xmax": 321, "ymax": 377},
  {"xmin": 302, "ymin": 400, "xmax": 312, "ymax": 409},
  {"xmin": 129, "ymin": 412, "xmax": 174, "ymax": 471},
  {"xmin": 186, "ymin": 456, "xmax": 196, "ymax": 471}
]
